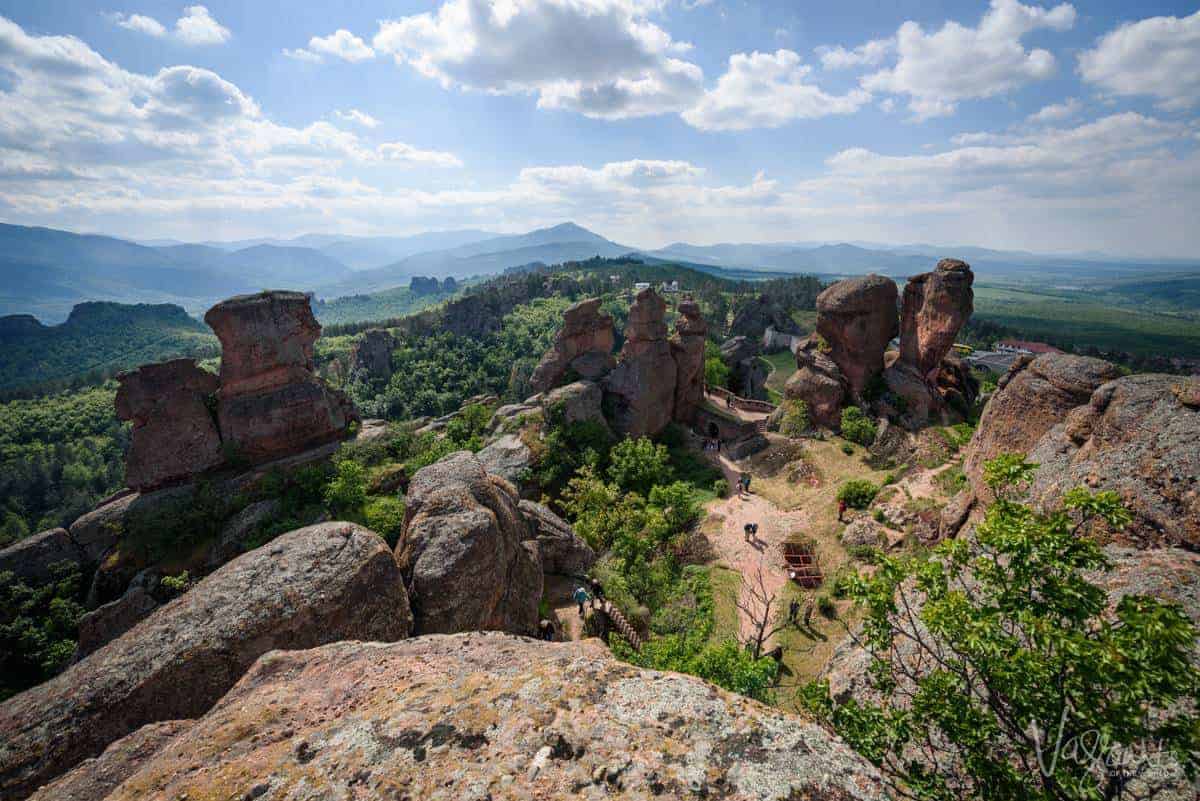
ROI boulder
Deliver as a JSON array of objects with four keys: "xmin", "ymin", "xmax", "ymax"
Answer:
[
  {"xmin": 72, "ymin": 577, "xmax": 160, "ymax": 663},
  {"xmin": 784, "ymin": 336, "xmax": 847, "ymax": 428},
  {"xmin": 0, "ymin": 527, "xmax": 82, "ymax": 585},
  {"xmin": 475, "ymin": 434, "xmax": 536, "ymax": 499},
  {"xmin": 962, "ymin": 353, "xmax": 1121, "ymax": 502},
  {"xmin": 27, "ymin": 720, "xmax": 192, "ymax": 801},
  {"xmin": 841, "ymin": 518, "xmax": 884, "ymax": 549},
  {"xmin": 488, "ymin": 401, "xmax": 540, "ymax": 433},
  {"xmin": 0, "ymin": 522, "xmax": 410, "ymax": 800},
  {"xmin": 603, "ymin": 288, "xmax": 676, "ymax": 437},
  {"xmin": 720, "ymin": 336, "xmax": 768, "ymax": 400},
  {"xmin": 815, "ymin": 275, "xmax": 899, "ymax": 396},
  {"xmin": 115, "ymin": 359, "xmax": 222, "ymax": 491},
  {"xmin": 669, "ymin": 298, "xmax": 708, "ymax": 424},
  {"xmin": 882, "ymin": 358, "xmax": 935, "ymax": 426},
  {"xmin": 91, "ymin": 634, "xmax": 887, "ymax": 801},
  {"xmin": 349, "ymin": 328, "xmax": 396, "ymax": 380},
  {"xmin": 899, "ymin": 259, "xmax": 974, "ymax": 376},
  {"xmin": 1026, "ymin": 374, "xmax": 1200, "ymax": 548},
  {"xmin": 529, "ymin": 297, "xmax": 616, "ymax": 393},
  {"xmin": 205, "ymin": 291, "xmax": 358, "ymax": 463},
  {"xmin": 729, "ymin": 293, "xmax": 801, "ymax": 339},
  {"xmin": 519, "ymin": 500, "xmax": 596, "ymax": 575},
  {"xmin": 203, "ymin": 498, "xmax": 281, "ymax": 569},
  {"xmin": 543, "ymin": 380, "xmax": 607, "ymax": 428},
  {"xmin": 397, "ymin": 452, "xmax": 542, "ymax": 635}
]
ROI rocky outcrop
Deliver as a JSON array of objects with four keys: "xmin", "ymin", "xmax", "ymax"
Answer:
[
  {"xmin": 88, "ymin": 634, "xmax": 887, "ymax": 801},
  {"xmin": 729, "ymin": 293, "xmax": 801, "ymax": 339},
  {"xmin": 397, "ymin": 452, "xmax": 542, "ymax": 635},
  {"xmin": 603, "ymin": 288, "xmax": 677, "ymax": 437},
  {"xmin": 27, "ymin": 720, "xmax": 192, "ymax": 801},
  {"xmin": 543, "ymin": 379, "xmax": 607, "ymax": 428},
  {"xmin": 529, "ymin": 297, "xmax": 615, "ymax": 393},
  {"xmin": 721, "ymin": 336, "xmax": 769, "ymax": 400},
  {"xmin": 115, "ymin": 359, "xmax": 222, "ymax": 491},
  {"xmin": 899, "ymin": 259, "xmax": 974, "ymax": 376},
  {"xmin": 519, "ymin": 500, "xmax": 596, "ymax": 575},
  {"xmin": 962, "ymin": 354, "xmax": 1121, "ymax": 502},
  {"xmin": 0, "ymin": 522, "xmax": 410, "ymax": 800},
  {"xmin": 205, "ymin": 291, "xmax": 357, "ymax": 463},
  {"xmin": 349, "ymin": 328, "xmax": 395, "ymax": 381},
  {"xmin": 670, "ymin": 298, "xmax": 708, "ymax": 424},
  {"xmin": 0, "ymin": 527, "xmax": 82, "ymax": 585},
  {"xmin": 73, "ymin": 574, "xmax": 160, "ymax": 662},
  {"xmin": 1026, "ymin": 374, "xmax": 1200, "ymax": 548},
  {"xmin": 476, "ymin": 434, "xmax": 536, "ymax": 499},
  {"xmin": 784, "ymin": 336, "xmax": 847, "ymax": 428},
  {"xmin": 815, "ymin": 275, "xmax": 899, "ymax": 396}
]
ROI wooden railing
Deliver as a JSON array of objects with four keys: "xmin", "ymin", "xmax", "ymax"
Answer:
[
  {"xmin": 599, "ymin": 600, "xmax": 642, "ymax": 651},
  {"xmin": 704, "ymin": 384, "xmax": 777, "ymax": 415}
]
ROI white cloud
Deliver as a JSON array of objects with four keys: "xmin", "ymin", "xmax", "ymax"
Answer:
[
  {"xmin": 173, "ymin": 5, "xmax": 230, "ymax": 45},
  {"xmin": 109, "ymin": 5, "xmax": 229, "ymax": 45},
  {"xmin": 287, "ymin": 29, "xmax": 375, "ymax": 64},
  {"xmin": 334, "ymin": 109, "xmax": 380, "ymax": 128},
  {"xmin": 377, "ymin": 141, "xmax": 462, "ymax": 167},
  {"xmin": 1078, "ymin": 10, "xmax": 1200, "ymax": 111},
  {"xmin": 816, "ymin": 38, "xmax": 892, "ymax": 70},
  {"xmin": 111, "ymin": 13, "xmax": 167, "ymax": 37},
  {"xmin": 1027, "ymin": 97, "xmax": 1080, "ymax": 123},
  {"xmin": 683, "ymin": 50, "xmax": 870, "ymax": 131},
  {"xmin": 372, "ymin": 0, "xmax": 703, "ymax": 119},
  {"xmin": 852, "ymin": 0, "xmax": 1075, "ymax": 119}
]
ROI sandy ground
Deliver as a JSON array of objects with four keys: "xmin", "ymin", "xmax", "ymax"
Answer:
[{"xmin": 707, "ymin": 453, "xmax": 813, "ymax": 649}]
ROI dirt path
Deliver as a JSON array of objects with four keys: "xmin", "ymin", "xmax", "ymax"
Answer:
[
  {"xmin": 544, "ymin": 574, "xmax": 587, "ymax": 642},
  {"xmin": 707, "ymin": 454, "xmax": 811, "ymax": 650}
]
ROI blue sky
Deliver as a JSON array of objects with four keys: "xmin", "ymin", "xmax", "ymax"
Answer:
[{"xmin": 0, "ymin": 1, "xmax": 1197, "ymax": 255}]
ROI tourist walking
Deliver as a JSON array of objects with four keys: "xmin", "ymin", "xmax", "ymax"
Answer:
[
  {"xmin": 589, "ymin": 578, "xmax": 605, "ymax": 610},
  {"xmin": 573, "ymin": 585, "xmax": 591, "ymax": 616},
  {"xmin": 744, "ymin": 523, "xmax": 753, "ymax": 543},
  {"xmin": 837, "ymin": 498, "xmax": 847, "ymax": 523}
]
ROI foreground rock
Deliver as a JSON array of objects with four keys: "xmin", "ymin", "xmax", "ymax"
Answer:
[
  {"xmin": 898, "ymin": 259, "xmax": 974, "ymax": 376},
  {"xmin": 603, "ymin": 288, "xmax": 677, "ymax": 437},
  {"xmin": 1026, "ymin": 374, "xmax": 1200, "ymax": 548},
  {"xmin": 115, "ymin": 359, "xmax": 222, "ymax": 491},
  {"xmin": 519, "ymin": 500, "xmax": 596, "ymax": 575},
  {"xmin": 815, "ymin": 275, "xmax": 898, "ymax": 396},
  {"xmin": 398, "ymin": 452, "xmax": 541, "ymax": 635},
  {"xmin": 0, "ymin": 522, "xmax": 410, "ymax": 800},
  {"xmin": 94, "ymin": 634, "xmax": 887, "ymax": 801},
  {"xmin": 205, "ymin": 291, "xmax": 357, "ymax": 463},
  {"xmin": 529, "ymin": 297, "xmax": 615, "ymax": 393},
  {"xmin": 670, "ymin": 298, "xmax": 708, "ymax": 424},
  {"xmin": 476, "ymin": 433, "xmax": 536, "ymax": 499}
]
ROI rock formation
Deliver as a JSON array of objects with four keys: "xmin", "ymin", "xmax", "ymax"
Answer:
[
  {"xmin": 543, "ymin": 379, "xmax": 607, "ymax": 428},
  {"xmin": 669, "ymin": 298, "xmax": 708, "ymax": 424},
  {"xmin": 899, "ymin": 259, "xmax": 974, "ymax": 376},
  {"xmin": 0, "ymin": 522, "xmax": 410, "ymax": 800},
  {"xmin": 729, "ymin": 293, "xmax": 801, "ymax": 339},
  {"xmin": 720, "ymin": 335, "xmax": 769, "ymax": 400},
  {"xmin": 349, "ymin": 328, "xmax": 395, "ymax": 381},
  {"xmin": 815, "ymin": 275, "xmax": 899, "ymax": 396},
  {"xmin": 75, "ymin": 634, "xmax": 886, "ymax": 801},
  {"xmin": 204, "ymin": 291, "xmax": 357, "ymax": 463},
  {"xmin": 115, "ymin": 359, "xmax": 222, "ymax": 491},
  {"xmin": 476, "ymin": 433, "xmax": 536, "ymax": 499},
  {"xmin": 784, "ymin": 336, "xmax": 847, "ymax": 429},
  {"xmin": 603, "ymin": 288, "xmax": 677, "ymax": 437},
  {"xmin": 529, "ymin": 297, "xmax": 615, "ymax": 393},
  {"xmin": 397, "ymin": 452, "xmax": 542, "ymax": 635},
  {"xmin": 519, "ymin": 500, "xmax": 596, "ymax": 575}
]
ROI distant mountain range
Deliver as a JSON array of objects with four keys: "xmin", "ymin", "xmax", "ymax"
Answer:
[{"xmin": 5, "ymin": 220, "xmax": 1199, "ymax": 323}]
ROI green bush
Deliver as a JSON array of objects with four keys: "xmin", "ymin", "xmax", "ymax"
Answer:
[
  {"xmin": 779, "ymin": 399, "xmax": 810, "ymax": 437},
  {"xmin": 364, "ymin": 496, "xmax": 406, "ymax": 548},
  {"xmin": 841, "ymin": 443, "xmax": 854, "ymax": 455},
  {"xmin": 703, "ymin": 340, "xmax": 731, "ymax": 389},
  {"xmin": 840, "ymin": 407, "xmax": 877, "ymax": 446},
  {"xmin": 607, "ymin": 437, "xmax": 671, "ymax": 496},
  {"xmin": 713, "ymin": 478, "xmax": 729, "ymax": 499},
  {"xmin": 324, "ymin": 459, "xmax": 367, "ymax": 518},
  {"xmin": 837, "ymin": 479, "xmax": 879, "ymax": 509},
  {"xmin": 816, "ymin": 594, "xmax": 837, "ymax": 618}
]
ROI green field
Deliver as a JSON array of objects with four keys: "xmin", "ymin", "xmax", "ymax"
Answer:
[{"xmin": 973, "ymin": 283, "xmax": 1200, "ymax": 358}]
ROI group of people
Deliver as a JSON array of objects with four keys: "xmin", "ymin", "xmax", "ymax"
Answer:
[
  {"xmin": 702, "ymin": 437, "xmax": 721, "ymax": 452},
  {"xmin": 573, "ymin": 577, "xmax": 605, "ymax": 616},
  {"xmin": 743, "ymin": 522, "xmax": 760, "ymax": 543},
  {"xmin": 737, "ymin": 473, "xmax": 752, "ymax": 498}
]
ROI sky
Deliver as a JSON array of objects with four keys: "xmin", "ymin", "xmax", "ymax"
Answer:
[{"xmin": 0, "ymin": 0, "xmax": 1198, "ymax": 256}]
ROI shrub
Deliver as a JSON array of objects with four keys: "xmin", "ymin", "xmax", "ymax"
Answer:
[
  {"xmin": 816, "ymin": 594, "xmax": 837, "ymax": 618},
  {"xmin": 159, "ymin": 571, "xmax": 192, "ymax": 597},
  {"xmin": 324, "ymin": 459, "xmax": 367, "ymax": 518},
  {"xmin": 837, "ymin": 479, "xmax": 879, "ymax": 509},
  {"xmin": 847, "ymin": 545, "xmax": 880, "ymax": 564},
  {"xmin": 803, "ymin": 455, "xmax": 1199, "ymax": 801},
  {"xmin": 607, "ymin": 437, "xmax": 671, "ymax": 496},
  {"xmin": 713, "ymin": 478, "xmax": 729, "ymax": 499},
  {"xmin": 840, "ymin": 407, "xmax": 877, "ymax": 446},
  {"xmin": 364, "ymin": 496, "xmax": 406, "ymax": 548},
  {"xmin": 779, "ymin": 398, "xmax": 810, "ymax": 437},
  {"xmin": 703, "ymin": 340, "xmax": 731, "ymax": 389},
  {"xmin": 841, "ymin": 443, "xmax": 855, "ymax": 455},
  {"xmin": 872, "ymin": 509, "xmax": 886, "ymax": 524}
]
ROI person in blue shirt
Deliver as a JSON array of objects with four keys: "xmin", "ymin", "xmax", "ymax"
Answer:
[{"xmin": 573, "ymin": 585, "xmax": 591, "ymax": 616}]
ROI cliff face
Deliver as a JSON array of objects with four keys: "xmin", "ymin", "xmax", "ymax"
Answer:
[{"xmin": 72, "ymin": 634, "xmax": 887, "ymax": 801}]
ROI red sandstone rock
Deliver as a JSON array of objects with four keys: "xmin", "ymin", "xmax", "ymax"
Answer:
[
  {"xmin": 115, "ymin": 359, "xmax": 222, "ymax": 491},
  {"xmin": 529, "ymin": 297, "xmax": 615, "ymax": 393},
  {"xmin": 603, "ymin": 288, "xmax": 676, "ymax": 437},
  {"xmin": 670, "ymin": 298, "xmax": 708, "ymax": 424},
  {"xmin": 899, "ymin": 259, "xmax": 974, "ymax": 376},
  {"xmin": 784, "ymin": 335, "xmax": 848, "ymax": 428},
  {"xmin": 349, "ymin": 328, "xmax": 396, "ymax": 380},
  {"xmin": 815, "ymin": 275, "xmax": 899, "ymax": 396}
]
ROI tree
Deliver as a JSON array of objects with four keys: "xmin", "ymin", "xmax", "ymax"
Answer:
[
  {"xmin": 607, "ymin": 437, "xmax": 671, "ymax": 496},
  {"xmin": 735, "ymin": 558, "xmax": 793, "ymax": 660},
  {"xmin": 704, "ymin": 340, "xmax": 731, "ymax": 389},
  {"xmin": 837, "ymin": 479, "xmax": 879, "ymax": 510},
  {"xmin": 801, "ymin": 454, "xmax": 1200, "ymax": 801}
]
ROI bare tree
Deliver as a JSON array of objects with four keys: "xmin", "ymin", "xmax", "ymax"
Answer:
[{"xmin": 735, "ymin": 557, "xmax": 793, "ymax": 659}]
